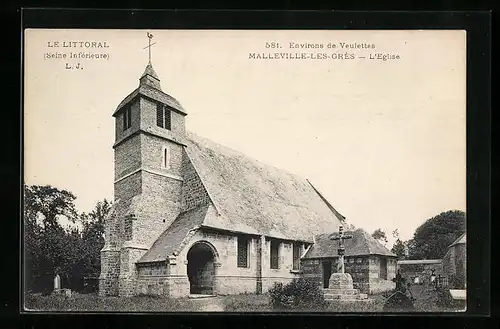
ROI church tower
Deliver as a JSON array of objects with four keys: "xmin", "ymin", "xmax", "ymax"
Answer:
[{"xmin": 99, "ymin": 35, "xmax": 188, "ymax": 296}]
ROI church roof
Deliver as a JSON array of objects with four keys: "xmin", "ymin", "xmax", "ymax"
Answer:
[
  {"xmin": 183, "ymin": 132, "xmax": 344, "ymax": 242},
  {"xmin": 137, "ymin": 205, "xmax": 210, "ymax": 264},
  {"xmin": 303, "ymin": 228, "xmax": 396, "ymax": 259}
]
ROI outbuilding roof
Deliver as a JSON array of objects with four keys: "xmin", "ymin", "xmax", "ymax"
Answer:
[{"xmin": 303, "ymin": 228, "xmax": 397, "ymax": 259}]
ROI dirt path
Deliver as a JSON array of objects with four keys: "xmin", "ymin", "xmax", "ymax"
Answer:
[{"xmin": 190, "ymin": 297, "xmax": 225, "ymax": 312}]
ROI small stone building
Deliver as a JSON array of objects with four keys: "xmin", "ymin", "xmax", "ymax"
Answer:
[
  {"xmin": 301, "ymin": 229, "xmax": 397, "ymax": 294},
  {"xmin": 442, "ymin": 233, "xmax": 466, "ymax": 288},
  {"xmin": 397, "ymin": 259, "xmax": 443, "ymax": 285}
]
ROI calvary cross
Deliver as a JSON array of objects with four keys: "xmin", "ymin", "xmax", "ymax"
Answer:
[
  {"xmin": 143, "ymin": 32, "xmax": 156, "ymax": 64},
  {"xmin": 330, "ymin": 225, "xmax": 353, "ymax": 273}
]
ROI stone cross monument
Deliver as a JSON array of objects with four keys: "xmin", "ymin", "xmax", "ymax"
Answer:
[
  {"xmin": 330, "ymin": 225, "xmax": 353, "ymax": 274},
  {"xmin": 323, "ymin": 225, "xmax": 368, "ymax": 301}
]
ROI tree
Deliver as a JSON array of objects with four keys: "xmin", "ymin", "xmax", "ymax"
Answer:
[
  {"xmin": 23, "ymin": 185, "xmax": 110, "ymax": 293},
  {"xmin": 372, "ymin": 228, "xmax": 388, "ymax": 245},
  {"xmin": 391, "ymin": 239, "xmax": 407, "ymax": 259},
  {"xmin": 407, "ymin": 210, "xmax": 465, "ymax": 260},
  {"xmin": 79, "ymin": 200, "xmax": 111, "ymax": 282},
  {"xmin": 23, "ymin": 185, "xmax": 78, "ymax": 293}
]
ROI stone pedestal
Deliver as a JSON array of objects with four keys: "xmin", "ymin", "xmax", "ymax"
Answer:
[
  {"xmin": 329, "ymin": 273, "xmax": 354, "ymax": 289},
  {"xmin": 324, "ymin": 273, "xmax": 369, "ymax": 301}
]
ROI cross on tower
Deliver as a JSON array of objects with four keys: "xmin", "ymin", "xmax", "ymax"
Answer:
[
  {"xmin": 143, "ymin": 32, "xmax": 156, "ymax": 64},
  {"xmin": 330, "ymin": 225, "xmax": 353, "ymax": 273}
]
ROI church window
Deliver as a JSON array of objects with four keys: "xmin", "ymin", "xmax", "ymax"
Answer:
[
  {"xmin": 156, "ymin": 104, "xmax": 163, "ymax": 128},
  {"xmin": 123, "ymin": 106, "xmax": 132, "ymax": 130},
  {"xmin": 293, "ymin": 243, "xmax": 301, "ymax": 270},
  {"xmin": 164, "ymin": 107, "xmax": 171, "ymax": 130},
  {"xmin": 237, "ymin": 236, "xmax": 249, "ymax": 268},
  {"xmin": 270, "ymin": 240, "xmax": 280, "ymax": 269},
  {"xmin": 156, "ymin": 104, "xmax": 172, "ymax": 130},
  {"xmin": 162, "ymin": 146, "xmax": 170, "ymax": 169}
]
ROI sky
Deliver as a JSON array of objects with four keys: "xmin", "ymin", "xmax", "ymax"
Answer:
[{"xmin": 24, "ymin": 29, "xmax": 466, "ymax": 244}]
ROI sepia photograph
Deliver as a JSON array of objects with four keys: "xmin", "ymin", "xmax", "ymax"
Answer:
[{"xmin": 23, "ymin": 28, "xmax": 467, "ymax": 313}]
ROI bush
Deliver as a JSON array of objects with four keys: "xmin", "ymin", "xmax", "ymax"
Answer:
[
  {"xmin": 449, "ymin": 273, "xmax": 466, "ymax": 289},
  {"xmin": 435, "ymin": 287, "xmax": 453, "ymax": 308},
  {"xmin": 268, "ymin": 278, "xmax": 327, "ymax": 311}
]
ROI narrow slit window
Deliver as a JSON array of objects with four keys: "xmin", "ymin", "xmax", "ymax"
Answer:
[
  {"xmin": 122, "ymin": 106, "xmax": 132, "ymax": 131},
  {"xmin": 156, "ymin": 104, "xmax": 164, "ymax": 128},
  {"xmin": 162, "ymin": 146, "xmax": 170, "ymax": 169},
  {"xmin": 270, "ymin": 240, "xmax": 280, "ymax": 269},
  {"xmin": 127, "ymin": 107, "xmax": 131, "ymax": 129},
  {"xmin": 237, "ymin": 236, "xmax": 249, "ymax": 268}
]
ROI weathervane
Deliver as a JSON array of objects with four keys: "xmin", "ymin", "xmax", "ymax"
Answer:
[
  {"xmin": 330, "ymin": 225, "xmax": 353, "ymax": 273},
  {"xmin": 143, "ymin": 32, "xmax": 156, "ymax": 64}
]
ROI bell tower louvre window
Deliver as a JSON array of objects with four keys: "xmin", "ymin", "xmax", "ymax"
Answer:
[
  {"xmin": 122, "ymin": 106, "xmax": 132, "ymax": 131},
  {"xmin": 156, "ymin": 103, "xmax": 172, "ymax": 130}
]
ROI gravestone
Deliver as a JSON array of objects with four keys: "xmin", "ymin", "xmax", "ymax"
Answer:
[
  {"xmin": 383, "ymin": 270, "xmax": 415, "ymax": 311},
  {"xmin": 53, "ymin": 274, "xmax": 61, "ymax": 292}
]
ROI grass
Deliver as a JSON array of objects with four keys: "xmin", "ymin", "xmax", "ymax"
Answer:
[
  {"xmin": 25, "ymin": 293, "xmax": 198, "ymax": 312},
  {"xmin": 24, "ymin": 285, "xmax": 465, "ymax": 313}
]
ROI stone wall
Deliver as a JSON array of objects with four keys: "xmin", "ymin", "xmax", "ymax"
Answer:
[
  {"xmin": 114, "ymin": 137, "xmax": 141, "ymax": 181},
  {"xmin": 367, "ymin": 256, "xmax": 396, "ymax": 294},
  {"xmin": 442, "ymin": 244, "xmax": 466, "ymax": 284},
  {"xmin": 165, "ymin": 230, "xmax": 305, "ymax": 296},
  {"xmin": 136, "ymin": 262, "xmax": 170, "ymax": 296},
  {"xmin": 180, "ymin": 149, "xmax": 211, "ymax": 212},
  {"xmin": 115, "ymin": 98, "xmax": 140, "ymax": 142}
]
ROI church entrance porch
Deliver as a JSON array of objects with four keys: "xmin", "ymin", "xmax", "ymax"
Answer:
[{"xmin": 187, "ymin": 242, "xmax": 217, "ymax": 295}]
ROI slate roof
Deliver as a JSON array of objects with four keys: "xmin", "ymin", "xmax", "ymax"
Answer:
[
  {"xmin": 113, "ymin": 63, "xmax": 186, "ymax": 116},
  {"xmin": 303, "ymin": 228, "xmax": 396, "ymax": 259},
  {"xmin": 136, "ymin": 205, "xmax": 210, "ymax": 263},
  {"xmin": 184, "ymin": 132, "xmax": 344, "ymax": 243},
  {"xmin": 449, "ymin": 232, "xmax": 466, "ymax": 247},
  {"xmin": 141, "ymin": 62, "xmax": 160, "ymax": 80}
]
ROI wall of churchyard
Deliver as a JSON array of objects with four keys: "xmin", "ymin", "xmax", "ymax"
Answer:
[{"xmin": 398, "ymin": 261, "xmax": 444, "ymax": 284}]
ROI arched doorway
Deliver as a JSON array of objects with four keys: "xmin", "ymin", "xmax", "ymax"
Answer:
[{"xmin": 187, "ymin": 241, "xmax": 217, "ymax": 295}]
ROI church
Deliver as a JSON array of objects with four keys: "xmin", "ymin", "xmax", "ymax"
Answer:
[{"xmin": 99, "ymin": 54, "xmax": 396, "ymax": 297}]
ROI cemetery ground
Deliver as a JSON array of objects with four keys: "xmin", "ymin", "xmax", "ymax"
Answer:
[{"xmin": 25, "ymin": 284, "xmax": 464, "ymax": 313}]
